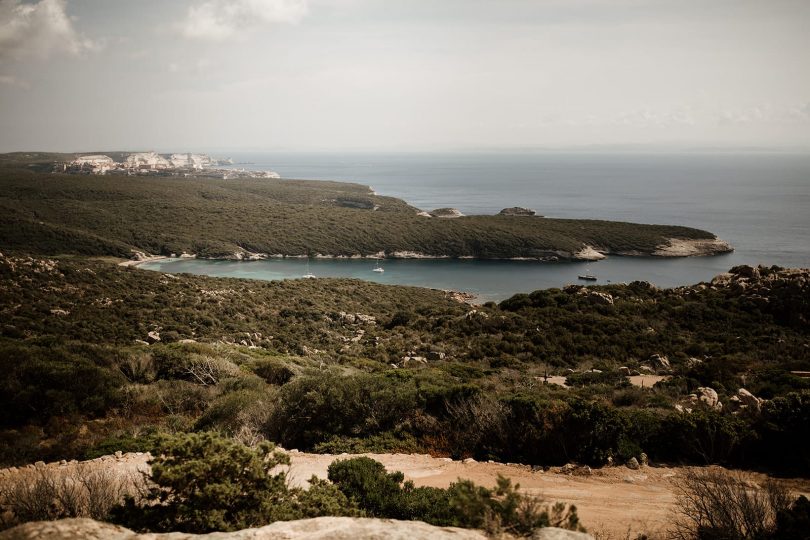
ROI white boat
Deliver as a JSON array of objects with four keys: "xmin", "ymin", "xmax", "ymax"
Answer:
[{"xmin": 372, "ymin": 261, "xmax": 385, "ymax": 273}]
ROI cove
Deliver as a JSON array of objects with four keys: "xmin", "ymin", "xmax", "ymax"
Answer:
[{"xmin": 140, "ymin": 253, "xmax": 739, "ymax": 303}]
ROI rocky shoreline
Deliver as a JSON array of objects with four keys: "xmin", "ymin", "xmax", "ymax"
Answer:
[{"xmin": 121, "ymin": 237, "xmax": 733, "ymax": 268}]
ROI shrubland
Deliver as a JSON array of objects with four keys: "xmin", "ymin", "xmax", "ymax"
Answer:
[{"xmin": 0, "ymin": 252, "xmax": 807, "ymax": 476}]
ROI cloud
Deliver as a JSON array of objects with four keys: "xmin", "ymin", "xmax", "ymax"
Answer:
[
  {"xmin": 0, "ymin": 0, "xmax": 96, "ymax": 61},
  {"xmin": 717, "ymin": 103, "xmax": 810, "ymax": 125},
  {"xmin": 0, "ymin": 73, "xmax": 29, "ymax": 88},
  {"xmin": 181, "ymin": 0, "xmax": 309, "ymax": 40}
]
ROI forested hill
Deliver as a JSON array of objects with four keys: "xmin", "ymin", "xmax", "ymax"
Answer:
[{"xmin": 0, "ymin": 157, "xmax": 727, "ymax": 260}]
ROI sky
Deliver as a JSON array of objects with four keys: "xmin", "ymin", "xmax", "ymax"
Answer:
[{"xmin": 0, "ymin": 0, "xmax": 808, "ymax": 152}]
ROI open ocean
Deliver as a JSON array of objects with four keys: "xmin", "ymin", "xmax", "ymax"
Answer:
[{"xmin": 143, "ymin": 152, "xmax": 810, "ymax": 301}]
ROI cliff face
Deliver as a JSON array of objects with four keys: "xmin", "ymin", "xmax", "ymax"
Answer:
[{"xmin": 652, "ymin": 238, "xmax": 734, "ymax": 257}]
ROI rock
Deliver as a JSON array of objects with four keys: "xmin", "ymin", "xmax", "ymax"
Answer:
[
  {"xmin": 729, "ymin": 264, "xmax": 760, "ymax": 279},
  {"xmin": 146, "ymin": 331, "xmax": 161, "ymax": 344},
  {"xmin": 560, "ymin": 463, "xmax": 592, "ymax": 476},
  {"xmin": 430, "ymin": 208, "xmax": 464, "ymax": 218},
  {"xmin": 685, "ymin": 357, "xmax": 704, "ymax": 369},
  {"xmin": 618, "ymin": 366, "xmax": 631, "ymax": 376},
  {"xmin": 462, "ymin": 457, "xmax": 477, "ymax": 464},
  {"xmin": 648, "ymin": 354, "xmax": 671, "ymax": 373},
  {"xmin": 532, "ymin": 528, "xmax": 594, "ymax": 540},
  {"xmin": 426, "ymin": 351, "xmax": 446, "ymax": 361},
  {"xmin": 639, "ymin": 453, "xmax": 648, "ymax": 466},
  {"xmin": 626, "ymin": 457, "xmax": 640, "ymax": 470},
  {"xmin": 498, "ymin": 207, "xmax": 536, "ymax": 216},
  {"xmin": 355, "ymin": 314, "xmax": 377, "ymax": 325},
  {"xmin": 579, "ymin": 289, "xmax": 614, "ymax": 305},
  {"xmin": 0, "ymin": 517, "xmax": 490, "ymax": 539},
  {"xmin": 697, "ymin": 387, "xmax": 722, "ymax": 410},
  {"xmin": 737, "ymin": 388, "xmax": 763, "ymax": 412}
]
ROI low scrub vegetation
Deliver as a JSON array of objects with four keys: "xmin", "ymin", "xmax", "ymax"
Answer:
[
  {"xmin": 672, "ymin": 468, "xmax": 810, "ymax": 540},
  {"xmin": 0, "ymin": 254, "xmax": 808, "ymax": 476}
]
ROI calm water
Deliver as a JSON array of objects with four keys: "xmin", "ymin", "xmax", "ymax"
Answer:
[{"xmin": 144, "ymin": 152, "xmax": 810, "ymax": 301}]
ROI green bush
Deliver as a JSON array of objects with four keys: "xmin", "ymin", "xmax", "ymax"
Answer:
[
  {"xmin": 112, "ymin": 432, "xmax": 357, "ymax": 533},
  {"xmin": 327, "ymin": 457, "xmax": 584, "ymax": 536}
]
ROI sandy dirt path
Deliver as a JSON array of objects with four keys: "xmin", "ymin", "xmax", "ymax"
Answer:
[{"xmin": 3, "ymin": 452, "xmax": 809, "ymax": 539}]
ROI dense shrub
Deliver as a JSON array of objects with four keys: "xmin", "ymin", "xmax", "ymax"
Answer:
[
  {"xmin": 0, "ymin": 343, "xmax": 123, "ymax": 427},
  {"xmin": 112, "ymin": 432, "xmax": 357, "ymax": 533},
  {"xmin": 327, "ymin": 457, "xmax": 584, "ymax": 536}
]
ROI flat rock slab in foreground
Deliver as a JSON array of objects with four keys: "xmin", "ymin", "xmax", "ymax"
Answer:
[{"xmin": 0, "ymin": 518, "xmax": 592, "ymax": 540}]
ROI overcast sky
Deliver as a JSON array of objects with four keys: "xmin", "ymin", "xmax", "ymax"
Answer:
[{"xmin": 0, "ymin": 0, "xmax": 808, "ymax": 152}]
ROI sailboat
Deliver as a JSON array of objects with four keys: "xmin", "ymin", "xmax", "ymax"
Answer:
[
  {"xmin": 372, "ymin": 261, "xmax": 385, "ymax": 273},
  {"xmin": 303, "ymin": 260, "xmax": 316, "ymax": 279},
  {"xmin": 578, "ymin": 265, "xmax": 597, "ymax": 281}
]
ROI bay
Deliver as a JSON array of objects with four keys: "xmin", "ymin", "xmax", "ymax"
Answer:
[{"xmin": 143, "ymin": 151, "xmax": 810, "ymax": 301}]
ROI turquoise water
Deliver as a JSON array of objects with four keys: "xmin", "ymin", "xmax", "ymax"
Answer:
[
  {"xmin": 142, "ymin": 254, "xmax": 738, "ymax": 303},
  {"xmin": 142, "ymin": 151, "xmax": 810, "ymax": 301}
]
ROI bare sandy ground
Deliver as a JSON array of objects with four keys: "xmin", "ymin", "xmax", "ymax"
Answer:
[
  {"xmin": 543, "ymin": 374, "xmax": 667, "ymax": 389},
  {"xmin": 3, "ymin": 452, "xmax": 808, "ymax": 539}
]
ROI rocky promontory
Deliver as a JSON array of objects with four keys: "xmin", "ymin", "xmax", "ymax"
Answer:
[
  {"xmin": 498, "ymin": 207, "xmax": 537, "ymax": 216},
  {"xmin": 429, "ymin": 208, "xmax": 465, "ymax": 218}
]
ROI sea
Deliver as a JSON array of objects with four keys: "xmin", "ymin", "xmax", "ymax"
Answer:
[{"xmin": 142, "ymin": 152, "xmax": 810, "ymax": 302}]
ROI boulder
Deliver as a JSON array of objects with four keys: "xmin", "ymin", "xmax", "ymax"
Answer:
[
  {"xmin": 581, "ymin": 290, "xmax": 614, "ymax": 306},
  {"xmin": 639, "ymin": 453, "xmax": 648, "ymax": 466},
  {"xmin": 625, "ymin": 457, "xmax": 640, "ymax": 470},
  {"xmin": 685, "ymin": 357, "xmax": 704, "ymax": 369},
  {"xmin": 560, "ymin": 463, "xmax": 592, "ymax": 476},
  {"xmin": 532, "ymin": 528, "xmax": 594, "ymax": 540},
  {"xmin": 648, "ymin": 354, "xmax": 671, "ymax": 373},
  {"xmin": 697, "ymin": 387, "xmax": 722, "ymax": 410},
  {"xmin": 146, "ymin": 331, "xmax": 161, "ymax": 344},
  {"xmin": 729, "ymin": 265, "xmax": 760, "ymax": 279},
  {"xmin": 737, "ymin": 388, "xmax": 763, "ymax": 412},
  {"xmin": 498, "ymin": 207, "xmax": 536, "ymax": 216},
  {"xmin": 426, "ymin": 351, "xmax": 446, "ymax": 361},
  {"xmin": 430, "ymin": 208, "xmax": 464, "ymax": 218},
  {"xmin": 0, "ymin": 517, "xmax": 491, "ymax": 540},
  {"xmin": 618, "ymin": 366, "xmax": 631, "ymax": 376}
]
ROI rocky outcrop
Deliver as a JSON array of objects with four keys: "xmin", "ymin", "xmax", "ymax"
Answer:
[
  {"xmin": 429, "ymin": 208, "xmax": 464, "ymax": 218},
  {"xmin": 0, "ymin": 517, "xmax": 492, "ymax": 540},
  {"xmin": 498, "ymin": 207, "xmax": 536, "ymax": 216},
  {"xmin": 707, "ymin": 265, "xmax": 810, "ymax": 325},
  {"xmin": 652, "ymin": 238, "xmax": 733, "ymax": 257},
  {"xmin": 647, "ymin": 354, "xmax": 671, "ymax": 373},
  {"xmin": 729, "ymin": 388, "xmax": 764, "ymax": 414},
  {"xmin": 696, "ymin": 387, "xmax": 722, "ymax": 410},
  {"xmin": 572, "ymin": 246, "xmax": 606, "ymax": 261}
]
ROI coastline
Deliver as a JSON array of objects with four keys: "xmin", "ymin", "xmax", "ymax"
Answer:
[{"xmin": 122, "ymin": 237, "xmax": 733, "ymax": 268}]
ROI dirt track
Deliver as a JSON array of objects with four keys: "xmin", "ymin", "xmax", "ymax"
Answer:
[{"xmin": 3, "ymin": 452, "xmax": 809, "ymax": 539}]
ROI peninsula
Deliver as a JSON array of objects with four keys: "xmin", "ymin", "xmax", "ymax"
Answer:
[{"xmin": 0, "ymin": 152, "xmax": 732, "ymax": 262}]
